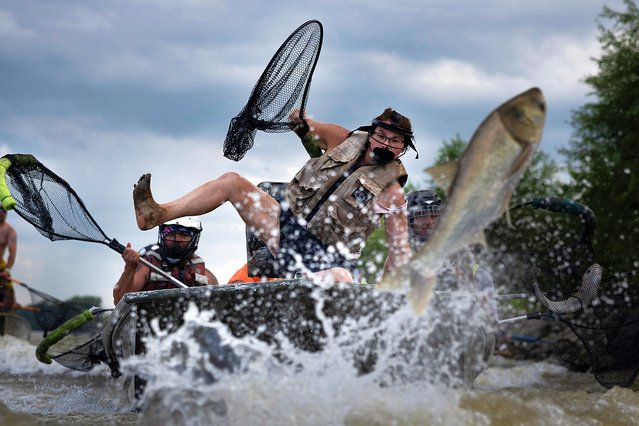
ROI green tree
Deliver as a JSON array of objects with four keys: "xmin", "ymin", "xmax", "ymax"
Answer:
[
  {"xmin": 358, "ymin": 226, "xmax": 387, "ymax": 283},
  {"xmin": 434, "ymin": 134, "xmax": 466, "ymax": 165},
  {"xmin": 512, "ymin": 150, "xmax": 564, "ymax": 204},
  {"xmin": 357, "ymin": 131, "xmax": 563, "ymax": 283},
  {"xmin": 562, "ymin": 0, "xmax": 639, "ymax": 272}
]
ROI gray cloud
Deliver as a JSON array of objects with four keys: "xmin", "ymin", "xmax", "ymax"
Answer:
[{"xmin": 0, "ymin": 0, "xmax": 621, "ymax": 307}]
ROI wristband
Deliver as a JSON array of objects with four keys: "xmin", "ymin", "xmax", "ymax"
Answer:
[{"xmin": 293, "ymin": 119, "xmax": 310, "ymax": 139}]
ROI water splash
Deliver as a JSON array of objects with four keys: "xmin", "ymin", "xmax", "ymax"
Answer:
[{"xmin": 119, "ymin": 281, "xmax": 495, "ymax": 425}]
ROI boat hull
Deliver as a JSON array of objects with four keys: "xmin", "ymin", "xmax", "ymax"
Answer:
[{"xmin": 103, "ymin": 280, "xmax": 494, "ymax": 389}]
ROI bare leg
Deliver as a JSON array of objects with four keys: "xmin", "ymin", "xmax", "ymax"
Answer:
[{"xmin": 133, "ymin": 172, "xmax": 282, "ymax": 252}]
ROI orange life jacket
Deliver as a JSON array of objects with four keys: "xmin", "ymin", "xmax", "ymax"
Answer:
[{"xmin": 227, "ymin": 264, "xmax": 278, "ymax": 284}]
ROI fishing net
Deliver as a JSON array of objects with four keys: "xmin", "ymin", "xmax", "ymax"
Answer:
[
  {"xmin": 16, "ymin": 282, "xmax": 86, "ymax": 337},
  {"xmin": 1, "ymin": 154, "xmax": 110, "ymax": 244},
  {"xmin": 47, "ymin": 308, "xmax": 113, "ymax": 373},
  {"xmin": 486, "ymin": 197, "xmax": 597, "ymax": 298},
  {"xmin": 562, "ymin": 271, "xmax": 639, "ymax": 388},
  {"xmin": 1, "ymin": 154, "xmax": 187, "ymax": 288},
  {"xmin": 487, "ymin": 197, "xmax": 639, "ymax": 388},
  {"xmin": 223, "ymin": 20, "xmax": 323, "ymax": 161}
]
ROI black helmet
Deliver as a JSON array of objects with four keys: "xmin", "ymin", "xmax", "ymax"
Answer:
[
  {"xmin": 407, "ymin": 190, "xmax": 442, "ymax": 250},
  {"xmin": 157, "ymin": 217, "xmax": 202, "ymax": 266}
]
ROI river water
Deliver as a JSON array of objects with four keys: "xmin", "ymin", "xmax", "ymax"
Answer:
[{"xmin": 1, "ymin": 309, "xmax": 638, "ymax": 426}]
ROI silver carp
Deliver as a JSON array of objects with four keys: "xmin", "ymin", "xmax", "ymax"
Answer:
[
  {"xmin": 378, "ymin": 87, "xmax": 546, "ymax": 314},
  {"xmin": 531, "ymin": 263, "xmax": 602, "ymax": 315}
]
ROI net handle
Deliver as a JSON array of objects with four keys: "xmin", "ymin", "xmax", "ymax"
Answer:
[
  {"xmin": 0, "ymin": 156, "xmax": 17, "ymax": 210},
  {"xmin": 10, "ymin": 277, "xmax": 66, "ymax": 306},
  {"xmin": 107, "ymin": 239, "xmax": 188, "ymax": 289},
  {"xmin": 531, "ymin": 197, "xmax": 597, "ymax": 242},
  {"xmin": 497, "ymin": 311, "xmax": 545, "ymax": 325},
  {"xmin": 36, "ymin": 308, "xmax": 96, "ymax": 364}
]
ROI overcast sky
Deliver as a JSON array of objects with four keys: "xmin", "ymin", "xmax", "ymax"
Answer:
[{"xmin": 1, "ymin": 0, "xmax": 624, "ymax": 308}]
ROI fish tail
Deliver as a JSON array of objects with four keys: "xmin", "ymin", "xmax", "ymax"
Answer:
[{"xmin": 409, "ymin": 275, "xmax": 436, "ymax": 315}]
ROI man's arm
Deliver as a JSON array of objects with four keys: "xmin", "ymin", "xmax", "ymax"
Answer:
[
  {"xmin": 378, "ymin": 183, "xmax": 411, "ymax": 278},
  {"xmin": 6, "ymin": 227, "xmax": 17, "ymax": 270},
  {"xmin": 289, "ymin": 110, "xmax": 350, "ymax": 153},
  {"xmin": 303, "ymin": 118, "xmax": 350, "ymax": 152},
  {"xmin": 113, "ymin": 243, "xmax": 149, "ymax": 305}
]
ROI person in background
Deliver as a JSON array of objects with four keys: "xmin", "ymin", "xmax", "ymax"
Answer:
[
  {"xmin": 408, "ymin": 189, "xmax": 497, "ymax": 384},
  {"xmin": 407, "ymin": 189, "xmax": 497, "ymax": 319},
  {"xmin": 113, "ymin": 217, "xmax": 218, "ymax": 304},
  {"xmin": 132, "ymin": 108, "xmax": 417, "ymax": 282},
  {"xmin": 407, "ymin": 189, "xmax": 442, "ymax": 253},
  {"xmin": 0, "ymin": 208, "xmax": 19, "ymax": 312},
  {"xmin": 0, "ymin": 280, "xmax": 37, "ymax": 313},
  {"xmin": 0, "ymin": 208, "xmax": 17, "ymax": 282}
]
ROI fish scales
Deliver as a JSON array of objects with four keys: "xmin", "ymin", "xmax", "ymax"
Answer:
[{"xmin": 378, "ymin": 88, "xmax": 546, "ymax": 314}]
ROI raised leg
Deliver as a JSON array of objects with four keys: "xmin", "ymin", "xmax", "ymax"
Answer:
[{"xmin": 133, "ymin": 172, "xmax": 282, "ymax": 252}]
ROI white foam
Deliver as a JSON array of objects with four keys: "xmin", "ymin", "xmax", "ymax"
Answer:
[
  {"xmin": 475, "ymin": 357, "xmax": 568, "ymax": 388},
  {"xmin": 0, "ymin": 335, "xmax": 110, "ymax": 376},
  {"xmin": 123, "ymin": 295, "xmax": 496, "ymax": 425}
]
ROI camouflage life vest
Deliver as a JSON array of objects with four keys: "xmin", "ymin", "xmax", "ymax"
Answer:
[{"xmin": 285, "ymin": 131, "xmax": 407, "ymax": 256}]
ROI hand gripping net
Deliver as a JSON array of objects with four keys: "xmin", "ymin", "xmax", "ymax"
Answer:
[{"xmin": 223, "ymin": 20, "xmax": 323, "ymax": 161}]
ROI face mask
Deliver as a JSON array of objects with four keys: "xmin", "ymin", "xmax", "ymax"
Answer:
[{"xmin": 372, "ymin": 147, "xmax": 396, "ymax": 164}]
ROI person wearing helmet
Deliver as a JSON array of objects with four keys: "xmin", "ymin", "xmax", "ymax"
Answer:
[
  {"xmin": 132, "ymin": 108, "xmax": 416, "ymax": 281},
  {"xmin": 407, "ymin": 189, "xmax": 498, "ymax": 320},
  {"xmin": 407, "ymin": 189, "xmax": 443, "ymax": 252},
  {"xmin": 113, "ymin": 217, "xmax": 218, "ymax": 304}
]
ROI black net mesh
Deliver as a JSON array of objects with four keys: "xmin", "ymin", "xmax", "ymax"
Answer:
[
  {"xmin": 49, "ymin": 308, "xmax": 112, "ymax": 372},
  {"xmin": 486, "ymin": 197, "xmax": 597, "ymax": 298},
  {"xmin": 563, "ymin": 272, "xmax": 639, "ymax": 388},
  {"xmin": 18, "ymin": 282, "xmax": 86, "ymax": 336},
  {"xmin": 487, "ymin": 197, "xmax": 639, "ymax": 388},
  {"xmin": 223, "ymin": 20, "xmax": 323, "ymax": 161},
  {"xmin": 2, "ymin": 154, "xmax": 109, "ymax": 243}
]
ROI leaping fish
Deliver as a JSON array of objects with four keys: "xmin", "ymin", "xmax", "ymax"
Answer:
[{"xmin": 378, "ymin": 87, "xmax": 547, "ymax": 314}]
